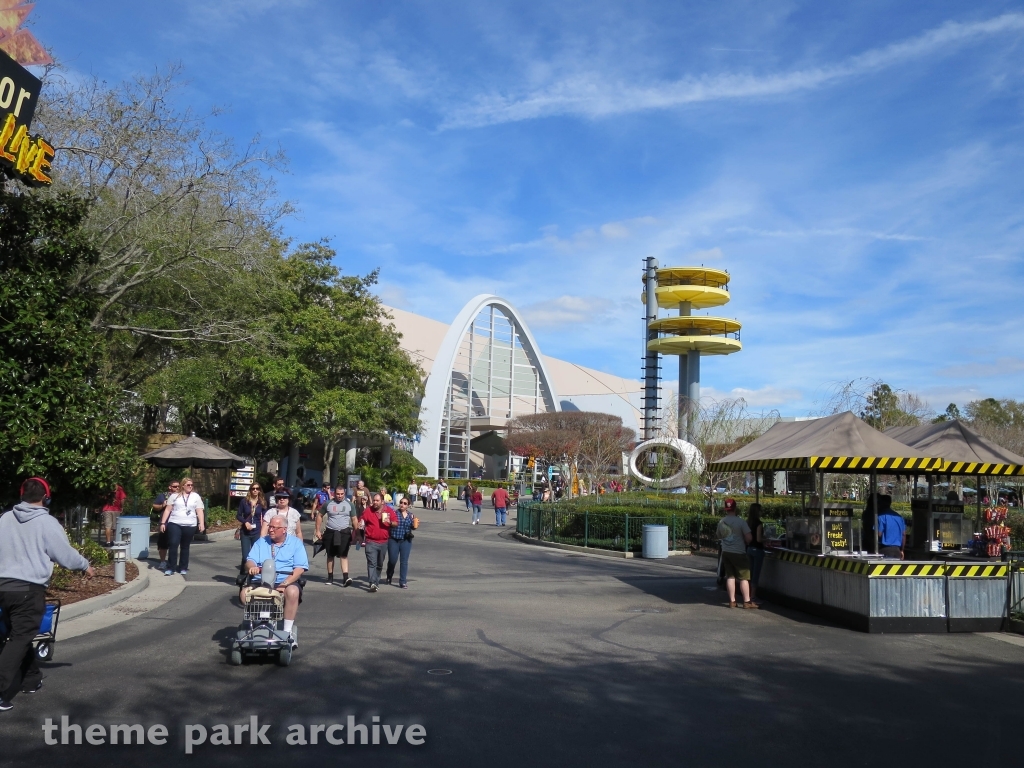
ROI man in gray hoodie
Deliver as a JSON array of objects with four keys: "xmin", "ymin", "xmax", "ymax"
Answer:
[{"xmin": 0, "ymin": 478, "xmax": 93, "ymax": 711}]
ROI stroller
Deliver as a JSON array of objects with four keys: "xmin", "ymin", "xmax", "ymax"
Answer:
[
  {"xmin": 0, "ymin": 598, "xmax": 61, "ymax": 662},
  {"xmin": 230, "ymin": 561, "xmax": 298, "ymax": 667}
]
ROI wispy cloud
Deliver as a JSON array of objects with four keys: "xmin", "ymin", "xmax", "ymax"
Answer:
[
  {"xmin": 938, "ymin": 357, "xmax": 1024, "ymax": 378},
  {"xmin": 441, "ymin": 13, "xmax": 1024, "ymax": 128},
  {"xmin": 727, "ymin": 226, "xmax": 931, "ymax": 242},
  {"xmin": 520, "ymin": 295, "xmax": 614, "ymax": 329}
]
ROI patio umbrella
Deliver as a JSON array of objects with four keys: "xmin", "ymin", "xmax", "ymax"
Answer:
[{"xmin": 141, "ymin": 434, "xmax": 248, "ymax": 469}]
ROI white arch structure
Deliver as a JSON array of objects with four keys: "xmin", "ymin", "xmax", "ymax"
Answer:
[{"xmin": 413, "ymin": 295, "xmax": 560, "ymax": 478}]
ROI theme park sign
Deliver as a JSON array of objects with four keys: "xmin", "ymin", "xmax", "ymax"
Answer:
[{"xmin": 0, "ymin": 47, "xmax": 52, "ymax": 186}]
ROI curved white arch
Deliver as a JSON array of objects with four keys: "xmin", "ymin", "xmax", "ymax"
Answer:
[{"xmin": 414, "ymin": 294, "xmax": 561, "ymax": 478}]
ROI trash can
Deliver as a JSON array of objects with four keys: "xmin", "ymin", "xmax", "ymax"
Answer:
[
  {"xmin": 642, "ymin": 524, "xmax": 669, "ymax": 559},
  {"xmin": 115, "ymin": 516, "xmax": 151, "ymax": 560}
]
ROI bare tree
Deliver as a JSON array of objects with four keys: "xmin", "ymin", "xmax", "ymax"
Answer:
[
  {"xmin": 505, "ymin": 412, "xmax": 635, "ymax": 497},
  {"xmin": 686, "ymin": 398, "xmax": 779, "ymax": 512},
  {"xmin": 35, "ymin": 65, "xmax": 290, "ymax": 345}
]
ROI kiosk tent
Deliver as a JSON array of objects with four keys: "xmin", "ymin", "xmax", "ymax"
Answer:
[{"xmin": 710, "ymin": 412, "xmax": 1007, "ymax": 632}]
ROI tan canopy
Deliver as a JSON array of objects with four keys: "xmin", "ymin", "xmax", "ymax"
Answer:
[
  {"xmin": 709, "ymin": 411, "xmax": 943, "ymax": 473},
  {"xmin": 141, "ymin": 434, "xmax": 248, "ymax": 469},
  {"xmin": 885, "ymin": 420, "xmax": 1024, "ymax": 476}
]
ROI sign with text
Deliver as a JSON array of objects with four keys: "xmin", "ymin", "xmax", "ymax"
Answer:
[
  {"xmin": 229, "ymin": 465, "xmax": 256, "ymax": 498},
  {"xmin": 825, "ymin": 518, "xmax": 851, "ymax": 551},
  {"xmin": 0, "ymin": 48, "xmax": 52, "ymax": 185},
  {"xmin": 787, "ymin": 471, "xmax": 815, "ymax": 493}
]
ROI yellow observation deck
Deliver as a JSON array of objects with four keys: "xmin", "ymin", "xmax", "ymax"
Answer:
[
  {"xmin": 640, "ymin": 267, "xmax": 731, "ymax": 310},
  {"xmin": 646, "ymin": 315, "xmax": 742, "ymax": 355}
]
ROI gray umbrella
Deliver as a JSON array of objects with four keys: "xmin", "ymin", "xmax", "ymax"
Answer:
[{"xmin": 141, "ymin": 435, "xmax": 248, "ymax": 469}]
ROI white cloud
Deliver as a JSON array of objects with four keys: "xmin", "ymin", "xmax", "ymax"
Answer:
[
  {"xmin": 600, "ymin": 222, "xmax": 630, "ymax": 239},
  {"xmin": 937, "ymin": 357, "xmax": 1024, "ymax": 379},
  {"xmin": 520, "ymin": 295, "xmax": 614, "ymax": 329},
  {"xmin": 440, "ymin": 13, "xmax": 1024, "ymax": 128},
  {"xmin": 687, "ymin": 246, "xmax": 724, "ymax": 261},
  {"xmin": 700, "ymin": 385, "xmax": 804, "ymax": 408}
]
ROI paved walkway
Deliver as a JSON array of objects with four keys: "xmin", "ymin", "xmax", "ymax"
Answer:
[{"xmin": 2, "ymin": 509, "xmax": 1022, "ymax": 767}]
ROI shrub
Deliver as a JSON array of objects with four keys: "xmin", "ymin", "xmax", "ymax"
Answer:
[{"xmin": 205, "ymin": 505, "xmax": 233, "ymax": 526}]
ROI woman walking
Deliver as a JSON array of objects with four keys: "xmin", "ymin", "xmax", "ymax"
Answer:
[
  {"xmin": 386, "ymin": 496, "xmax": 418, "ymax": 588},
  {"xmin": 235, "ymin": 483, "xmax": 267, "ymax": 572},
  {"xmin": 159, "ymin": 477, "xmax": 205, "ymax": 576}
]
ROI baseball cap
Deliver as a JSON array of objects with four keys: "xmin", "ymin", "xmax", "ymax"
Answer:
[{"xmin": 723, "ymin": 498, "xmax": 737, "ymax": 511}]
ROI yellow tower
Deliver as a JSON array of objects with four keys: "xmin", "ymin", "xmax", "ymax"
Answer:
[{"xmin": 641, "ymin": 265, "xmax": 741, "ymax": 441}]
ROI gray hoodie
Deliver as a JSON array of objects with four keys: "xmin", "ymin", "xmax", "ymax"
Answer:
[{"xmin": 0, "ymin": 502, "xmax": 91, "ymax": 586}]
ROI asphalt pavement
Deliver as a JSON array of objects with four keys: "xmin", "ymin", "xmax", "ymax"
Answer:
[{"xmin": 3, "ymin": 506, "xmax": 1023, "ymax": 767}]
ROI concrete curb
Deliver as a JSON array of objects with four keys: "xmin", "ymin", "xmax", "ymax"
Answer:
[
  {"xmin": 512, "ymin": 532, "xmax": 690, "ymax": 559},
  {"xmin": 61, "ymin": 568, "xmax": 150, "ymax": 621}
]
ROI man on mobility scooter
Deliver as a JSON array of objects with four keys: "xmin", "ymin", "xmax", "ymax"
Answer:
[{"xmin": 233, "ymin": 514, "xmax": 308, "ymax": 666}]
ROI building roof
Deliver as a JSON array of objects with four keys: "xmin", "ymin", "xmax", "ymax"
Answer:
[{"xmin": 384, "ymin": 303, "xmax": 643, "ymax": 431}]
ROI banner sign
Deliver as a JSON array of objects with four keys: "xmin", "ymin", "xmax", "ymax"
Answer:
[{"xmin": 0, "ymin": 47, "xmax": 52, "ymax": 186}]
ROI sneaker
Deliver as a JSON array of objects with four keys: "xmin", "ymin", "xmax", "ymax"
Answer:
[
  {"xmin": 289, "ymin": 627, "xmax": 298, "ymax": 648},
  {"xmin": 179, "ymin": 570, "xmax": 188, "ymax": 576},
  {"xmin": 326, "ymin": 578, "xmax": 334, "ymax": 585},
  {"xmin": 157, "ymin": 561, "xmax": 167, "ymax": 571},
  {"xmin": 21, "ymin": 681, "xmax": 42, "ymax": 694},
  {"xmin": 369, "ymin": 584, "xmax": 378, "ymax": 592},
  {"xmin": 386, "ymin": 576, "xmax": 392, "ymax": 585},
  {"xmin": 0, "ymin": 698, "xmax": 12, "ymax": 712},
  {"xmin": 344, "ymin": 578, "xmax": 353, "ymax": 587},
  {"xmin": 164, "ymin": 570, "xmax": 174, "ymax": 576},
  {"xmin": 400, "ymin": 584, "xmax": 408, "ymax": 589}
]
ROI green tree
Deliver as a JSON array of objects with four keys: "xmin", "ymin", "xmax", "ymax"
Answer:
[
  {"xmin": 0, "ymin": 188, "xmax": 139, "ymax": 504},
  {"xmin": 933, "ymin": 403, "xmax": 962, "ymax": 423},
  {"xmin": 139, "ymin": 242, "xmax": 423, "ymax": 466}
]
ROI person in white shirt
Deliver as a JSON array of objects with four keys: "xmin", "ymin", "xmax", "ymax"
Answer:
[
  {"xmin": 407, "ymin": 481, "xmax": 418, "ymax": 505},
  {"xmin": 261, "ymin": 491, "xmax": 303, "ymax": 541},
  {"xmin": 418, "ymin": 483, "xmax": 430, "ymax": 508},
  {"xmin": 159, "ymin": 477, "xmax": 206, "ymax": 576}
]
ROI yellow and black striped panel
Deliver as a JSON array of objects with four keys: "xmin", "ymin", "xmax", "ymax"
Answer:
[
  {"xmin": 943, "ymin": 461, "xmax": 1023, "ymax": 476},
  {"xmin": 820, "ymin": 557, "xmax": 871, "ymax": 575},
  {"xmin": 944, "ymin": 563, "xmax": 1008, "ymax": 578},
  {"xmin": 708, "ymin": 457, "xmax": 809, "ymax": 472},
  {"xmin": 810, "ymin": 456, "xmax": 945, "ymax": 471},
  {"xmin": 867, "ymin": 562, "xmax": 945, "ymax": 577},
  {"xmin": 777, "ymin": 550, "xmax": 819, "ymax": 567}
]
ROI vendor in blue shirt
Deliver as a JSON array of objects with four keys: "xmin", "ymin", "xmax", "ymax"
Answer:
[
  {"xmin": 876, "ymin": 495, "xmax": 906, "ymax": 560},
  {"xmin": 243, "ymin": 514, "xmax": 309, "ymax": 636}
]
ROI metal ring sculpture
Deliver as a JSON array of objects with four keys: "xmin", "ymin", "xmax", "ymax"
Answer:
[{"xmin": 628, "ymin": 437, "xmax": 704, "ymax": 489}]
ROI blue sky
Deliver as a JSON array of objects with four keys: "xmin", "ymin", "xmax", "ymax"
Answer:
[{"xmin": 33, "ymin": 1, "xmax": 1024, "ymax": 415}]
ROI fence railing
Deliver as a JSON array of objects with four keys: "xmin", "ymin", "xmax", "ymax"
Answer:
[
  {"xmin": 516, "ymin": 501, "xmax": 734, "ymax": 554},
  {"xmin": 1010, "ymin": 552, "xmax": 1024, "ymax": 623}
]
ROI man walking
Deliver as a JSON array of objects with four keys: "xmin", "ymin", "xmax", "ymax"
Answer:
[
  {"xmin": 359, "ymin": 493, "xmax": 393, "ymax": 592},
  {"xmin": 716, "ymin": 498, "xmax": 756, "ymax": 609},
  {"xmin": 151, "ymin": 479, "xmax": 178, "ymax": 570},
  {"xmin": 406, "ymin": 480, "xmax": 418, "ymax": 506},
  {"xmin": 491, "ymin": 484, "xmax": 509, "ymax": 526},
  {"xmin": 0, "ymin": 478, "xmax": 94, "ymax": 710},
  {"xmin": 876, "ymin": 495, "xmax": 906, "ymax": 559},
  {"xmin": 316, "ymin": 487, "xmax": 353, "ymax": 586}
]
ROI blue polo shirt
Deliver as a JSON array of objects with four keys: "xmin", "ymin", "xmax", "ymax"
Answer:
[
  {"xmin": 246, "ymin": 534, "xmax": 309, "ymax": 583},
  {"xmin": 877, "ymin": 510, "xmax": 906, "ymax": 548}
]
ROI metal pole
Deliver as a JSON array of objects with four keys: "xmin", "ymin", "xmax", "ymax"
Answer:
[
  {"xmin": 584, "ymin": 511, "xmax": 589, "ymax": 549},
  {"xmin": 643, "ymin": 257, "xmax": 660, "ymax": 440},
  {"xmin": 686, "ymin": 349, "xmax": 700, "ymax": 443},
  {"xmin": 625, "ymin": 513, "xmax": 630, "ymax": 553},
  {"xmin": 871, "ymin": 469, "xmax": 879, "ymax": 554},
  {"xmin": 819, "ymin": 471, "xmax": 826, "ymax": 554}
]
